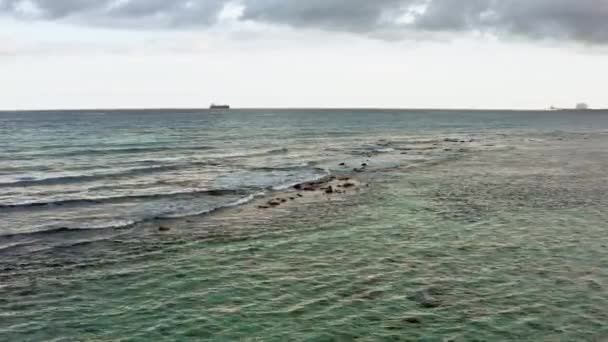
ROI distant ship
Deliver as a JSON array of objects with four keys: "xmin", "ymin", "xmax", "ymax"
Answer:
[
  {"xmin": 549, "ymin": 103, "xmax": 591, "ymax": 111},
  {"xmin": 210, "ymin": 104, "xmax": 230, "ymax": 109}
]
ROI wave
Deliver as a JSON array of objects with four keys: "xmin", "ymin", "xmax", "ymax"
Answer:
[
  {"xmin": 251, "ymin": 164, "xmax": 321, "ymax": 172},
  {"xmin": 1, "ymin": 225, "xmax": 127, "ymax": 239},
  {"xmin": 0, "ymin": 224, "xmax": 136, "ymax": 253},
  {"xmin": 375, "ymin": 148, "xmax": 396, "ymax": 153},
  {"xmin": 0, "ymin": 162, "xmax": 212, "ymax": 188},
  {"xmin": 225, "ymin": 147, "xmax": 290, "ymax": 159},
  {"xmin": 156, "ymin": 191, "xmax": 266, "ymax": 219},
  {"xmin": 266, "ymin": 147, "xmax": 289, "ymax": 155},
  {"xmin": 2, "ymin": 145, "xmax": 215, "ymax": 160},
  {"xmin": 0, "ymin": 188, "xmax": 247, "ymax": 210},
  {"xmin": 271, "ymin": 169, "xmax": 332, "ymax": 190},
  {"xmin": 0, "ymin": 163, "xmax": 336, "ymax": 247},
  {"xmin": 0, "ymin": 192, "xmax": 266, "ymax": 241}
]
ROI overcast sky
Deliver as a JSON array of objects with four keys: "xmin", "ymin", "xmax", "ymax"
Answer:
[{"xmin": 1, "ymin": 0, "xmax": 607, "ymax": 110}]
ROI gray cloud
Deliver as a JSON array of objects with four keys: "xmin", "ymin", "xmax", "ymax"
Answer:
[
  {"xmin": 1, "ymin": 0, "xmax": 607, "ymax": 43},
  {"xmin": 240, "ymin": 0, "xmax": 412, "ymax": 32},
  {"xmin": 415, "ymin": 0, "xmax": 608, "ymax": 43}
]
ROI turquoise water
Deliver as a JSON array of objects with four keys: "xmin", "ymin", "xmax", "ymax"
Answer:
[{"xmin": 1, "ymin": 110, "xmax": 608, "ymax": 340}]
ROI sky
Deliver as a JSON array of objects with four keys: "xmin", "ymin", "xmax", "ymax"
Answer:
[{"xmin": 1, "ymin": 0, "xmax": 608, "ymax": 110}]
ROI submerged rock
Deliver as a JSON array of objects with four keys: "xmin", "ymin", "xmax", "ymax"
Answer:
[
  {"xmin": 295, "ymin": 184, "xmax": 314, "ymax": 191},
  {"xmin": 268, "ymin": 200, "xmax": 282, "ymax": 206},
  {"xmin": 408, "ymin": 289, "xmax": 443, "ymax": 309},
  {"xmin": 404, "ymin": 317, "xmax": 422, "ymax": 324}
]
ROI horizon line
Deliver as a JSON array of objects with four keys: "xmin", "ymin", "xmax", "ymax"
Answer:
[{"xmin": 1, "ymin": 106, "xmax": 606, "ymax": 112}]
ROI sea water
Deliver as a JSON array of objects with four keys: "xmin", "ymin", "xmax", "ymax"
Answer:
[{"xmin": 1, "ymin": 109, "xmax": 608, "ymax": 340}]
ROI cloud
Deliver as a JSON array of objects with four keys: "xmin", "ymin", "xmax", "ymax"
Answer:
[
  {"xmin": 1, "ymin": 0, "xmax": 607, "ymax": 43},
  {"xmin": 414, "ymin": 0, "xmax": 608, "ymax": 44},
  {"xmin": 240, "ymin": 0, "xmax": 412, "ymax": 32}
]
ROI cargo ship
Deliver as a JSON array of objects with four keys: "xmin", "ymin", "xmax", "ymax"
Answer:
[{"xmin": 210, "ymin": 104, "xmax": 230, "ymax": 109}]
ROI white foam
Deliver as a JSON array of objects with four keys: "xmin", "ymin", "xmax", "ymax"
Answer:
[{"xmin": 271, "ymin": 169, "xmax": 331, "ymax": 191}]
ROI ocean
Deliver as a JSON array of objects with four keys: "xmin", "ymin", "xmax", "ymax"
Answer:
[{"xmin": 1, "ymin": 109, "xmax": 608, "ymax": 341}]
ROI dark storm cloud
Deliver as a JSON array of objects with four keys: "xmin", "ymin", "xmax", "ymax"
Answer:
[
  {"xmin": 1, "ymin": 0, "xmax": 607, "ymax": 43},
  {"xmin": 240, "ymin": 0, "xmax": 412, "ymax": 32}
]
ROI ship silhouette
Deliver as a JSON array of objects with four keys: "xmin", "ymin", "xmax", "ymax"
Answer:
[{"xmin": 210, "ymin": 103, "xmax": 230, "ymax": 109}]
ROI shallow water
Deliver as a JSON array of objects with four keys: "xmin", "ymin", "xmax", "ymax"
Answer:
[{"xmin": 1, "ymin": 110, "xmax": 608, "ymax": 340}]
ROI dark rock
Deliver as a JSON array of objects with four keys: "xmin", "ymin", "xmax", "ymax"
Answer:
[
  {"xmin": 353, "ymin": 168, "xmax": 364, "ymax": 173},
  {"xmin": 258, "ymin": 205, "xmax": 270, "ymax": 209},
  {"xmin": 361, "ymin": 163, "xmax": 368, "ymax": 167},
  {"xmin": 325, "ymin": 186, "xmax": 334, "ymax": 194},
  {"xmin": 268, "ymin": 200, "xmax": 281, "ymax": 206},
  {"xmin": 339, "ymin": 162, "xmax": 346, "ymax": 166},
  {"xmin": 404, "ymin": 317, "xmax": 422, "ymax": 324},
  {"xmin": 297, "ymin": 193, "xmax": 303, "ymax": 197},
  {"xmin": 294, "ymin": 184, "xmax": 303, "ymax": 190},
  {"xmin": 337, "ymin": 176, "xmax": 350, "ymax": 181},
  {"xmin": 158, "ymin": 226, "xmax": 171, "ymax": 232},
  {"xmin": 289, "ymin": 197, "xmax": 296, "ymax": 200},
  {"xmin": 280, "ymin": 198, "xmax": 287, "ymax": 203},
  {"xmin": 17, "ymin": 289, "xmax": 37, "ymax": 296},
  {"xmin": 420, "ymin": 298, "xmax": 442, "ymax": 308},
  {"xmin": 343, "ymin": 182, "xmax": 356, "ymax": 188},
  {"xmin": 444, "ymin": 138, "xmax": 459, "ymax": 143}
]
